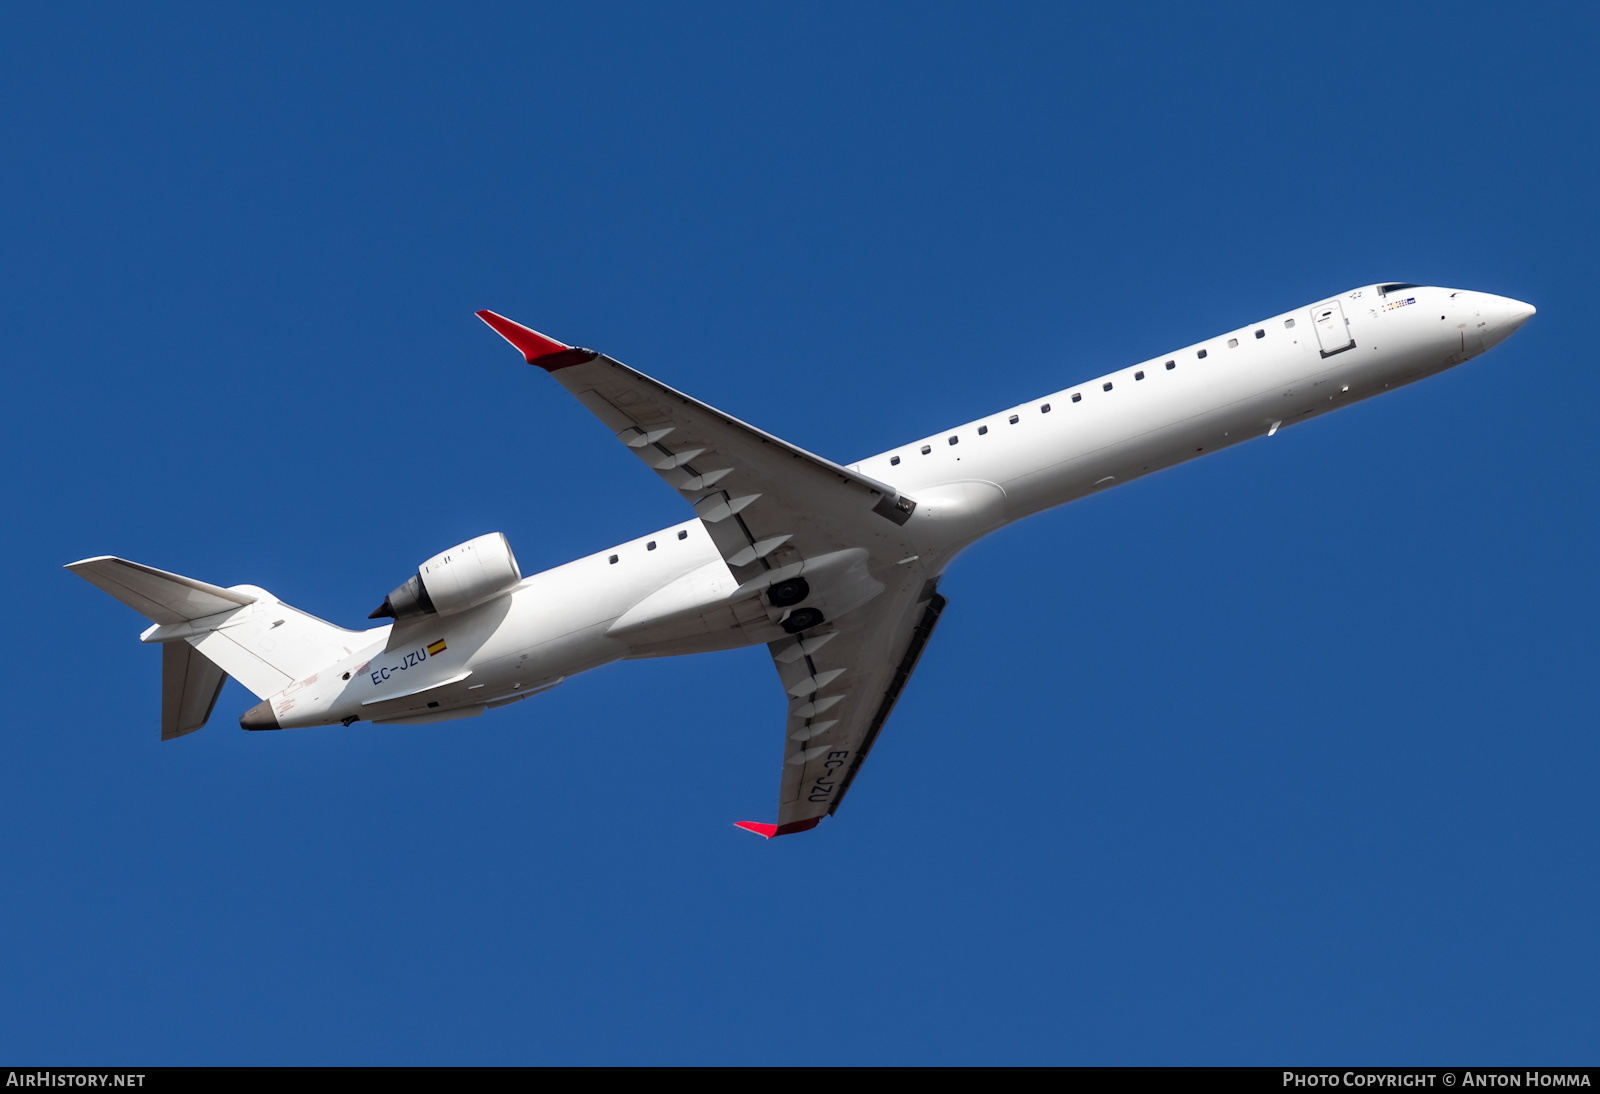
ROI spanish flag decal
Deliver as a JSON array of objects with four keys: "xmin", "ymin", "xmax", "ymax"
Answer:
[{"xmin": 426, "ymin": 639, "xmax": 447, "ymax": 656}]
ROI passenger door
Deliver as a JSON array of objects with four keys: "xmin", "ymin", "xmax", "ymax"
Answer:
[{"xmin": 1311, "ymin": 299, "xmax": 1355, "ymax": 358}]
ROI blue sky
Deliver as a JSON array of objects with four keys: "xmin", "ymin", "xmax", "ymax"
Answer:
[{"xmin": 3, "ymin": 2, "xmax": 1596, "ymax": 1064}]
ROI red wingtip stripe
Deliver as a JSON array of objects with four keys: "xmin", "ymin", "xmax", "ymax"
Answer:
[
  {"xmin": 734, "ymin": 818, "xmax": 821, "ymax": 839},
  {"xmin": 475, "ymin": 309, "xmax": 571, "ymax": 365}
]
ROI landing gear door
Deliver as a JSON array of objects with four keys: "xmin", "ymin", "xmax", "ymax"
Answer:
[{"xmin": 1312, "ymin": 299, "xmax": 1355, "ymax": 358}]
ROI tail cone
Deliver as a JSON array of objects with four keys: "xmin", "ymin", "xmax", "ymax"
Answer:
[{"xmin": 239, "ymin": 699, "xmax": 280, "ymax": 731}]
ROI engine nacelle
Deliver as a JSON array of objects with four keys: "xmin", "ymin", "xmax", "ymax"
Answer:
[{"xmin": 368, "ymin": 532, "xmax": 523, "ymax": 621}]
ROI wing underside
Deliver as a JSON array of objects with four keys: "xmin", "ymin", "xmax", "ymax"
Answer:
[
  {"xmin": 741, "ymin": 583, "xmax": 946, "ymax": 836},
  {"xmin": 475, "ymin": 310, "xmax": 915, "ymax": 590},
  {"xmin": 478, "ymin": 311, "xmax": 941, "ymax": 835}
]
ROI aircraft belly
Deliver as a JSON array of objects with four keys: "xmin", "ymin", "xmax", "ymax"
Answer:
[
  {"xmin": 460, "ymin": 620, "xmax": 620, "ymax": 707},
  {"xmin": 625, "ymin": 625, "xmax": 766, "ymax": 659}
]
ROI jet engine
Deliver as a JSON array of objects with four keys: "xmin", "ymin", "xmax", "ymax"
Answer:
[{"xmin": 368, "ymin": 532, "xmax": 523, "ymax": 620}]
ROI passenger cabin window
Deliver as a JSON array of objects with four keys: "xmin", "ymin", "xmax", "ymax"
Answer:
[
  {"xmin": 1070, "ymin": 393, "xmax": 1081, "ymax": 403},
  {"xmin": 1227, "ymin": 338, "xmax": 1238, "ymax": 348},
  {"xmin": 921, "ymin": 445, "xmax": 932, "ymax": 455},
  {"xmin": 609, "ymin": 554, "xmax": 618, "ymax": 564},
  {"xmin": 1040, "ymin": 403, "xmax": 1052, "ymax": 413},
  {"xmin": 948, "ymin": 435, "xmax": 958, "ymax": 445},
  {"xmin": 677, "ymin": 530, "xmax": 688, "ymax": 540},
  {"xmin": 647, "ymin": 541, "xmax": 656, "ymax": 551},
  {"xmin": 1102, "ymin": 382, "xmax": 1113, "ymax": 391},
  {"xmin": 890, "ymin": 455, "xmax": 901, "ymax": 465},
  {"xmin": 1009, "ymin": 414, "xmax": 1019, "ymax": 424},
  {"xmin": 1197, "ymin": 349, "xmax": 1208, "ymax": 359},
  {"xmin": 1284, "ymin": 318, "xmax": 1295, "ymax": 329},
  {"xmin": 1134, "ymin": 370, "xmax": 1145, "ymax": 380},
  {"xmin": 1254, "ymin": 329, "xmax": 1265, "ymax": 339},
  {"xmin": 977, "ymin": 425, "xmax": 988, "ymax": 435},
  {"xmin": 1165, "ymin": 360, "xmax": 1175, "ymax": 370}
]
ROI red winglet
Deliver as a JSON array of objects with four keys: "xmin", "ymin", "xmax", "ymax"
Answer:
[
  {"xmin": 734, "ymin": 818, "xmax": 822, "ymax": 839},
  {"xmin": 475, "ymin": 310, "xmax": 577, "ymax": 369}
]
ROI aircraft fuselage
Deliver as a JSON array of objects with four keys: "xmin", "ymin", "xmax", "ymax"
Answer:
[{"xmin": 255, "ymin": 284, "xmax": 1534, "ymax": 729}]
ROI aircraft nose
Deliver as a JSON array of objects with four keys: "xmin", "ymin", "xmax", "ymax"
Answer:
[
  {"xmin": 1476, "ymin": 293, "xmax": 1536, "ymax": 350},
  {"xmin": 1487, "ymin": 293, "xmax": 1536, "ymax": 328},
  {"xmin": 1484, "ymin": 292, "xmax": 1536, "ymax": 339}
]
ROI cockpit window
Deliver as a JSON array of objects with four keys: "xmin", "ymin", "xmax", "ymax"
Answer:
[{"xmin": 1377, "ymin": 283, "xmax": 1420, "ymax": 297}]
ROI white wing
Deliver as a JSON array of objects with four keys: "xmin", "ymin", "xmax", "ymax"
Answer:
[
  {"xmin": 752, "ymin": 581, "xmax": 947, "ymax": 836},
  {"xmin": 476, "ymin": 311, "xmax": 915, "ymax": 589},
  {"xmin": 479, "ymin": 311, "xmax": 943, "ymax": 836}
]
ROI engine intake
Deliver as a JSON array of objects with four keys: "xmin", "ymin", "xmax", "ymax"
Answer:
[{"xmin": 369, "ymin": 532, "xmax": 523, "ymax": 620}]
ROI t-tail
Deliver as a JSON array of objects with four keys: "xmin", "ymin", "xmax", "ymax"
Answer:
[{"xmin": 67, "ymin": 556, "xmax": 371, "ymax": 739}]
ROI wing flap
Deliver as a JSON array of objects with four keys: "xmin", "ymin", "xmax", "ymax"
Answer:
[{"xmin": 828, "ymin": 591, "xmax": 947, "ymax": 809}]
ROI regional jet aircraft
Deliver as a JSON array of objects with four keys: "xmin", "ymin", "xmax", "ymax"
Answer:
[{"xmin": 69, "ymin": 285, "xmax": 1535, "ymax": 836}]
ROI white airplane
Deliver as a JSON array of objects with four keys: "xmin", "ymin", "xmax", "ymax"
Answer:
[{"xmin": 69, "ymin": 283, "xmax": 1535, "ymax": 837}]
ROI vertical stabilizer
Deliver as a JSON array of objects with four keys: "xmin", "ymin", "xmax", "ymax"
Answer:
[
  {"xmin": 69, "ymin": 555, "xmax": 379, "ymax": 734},
  {"xmin": 161, "ymin": 641, "xmax": 227, "ymax": 740}
]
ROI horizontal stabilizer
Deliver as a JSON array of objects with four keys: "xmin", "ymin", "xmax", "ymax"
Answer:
[
  {"xmin": 67, "ymin": 556, "xmax": 254, "ymax": 625},
  {"xmin": 71, "ymin": 555, "xmax": 375, "ymax": 702},
  {"xmin": 734, "ymin": 818, "xmax": 822, "ymax": 839}
]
